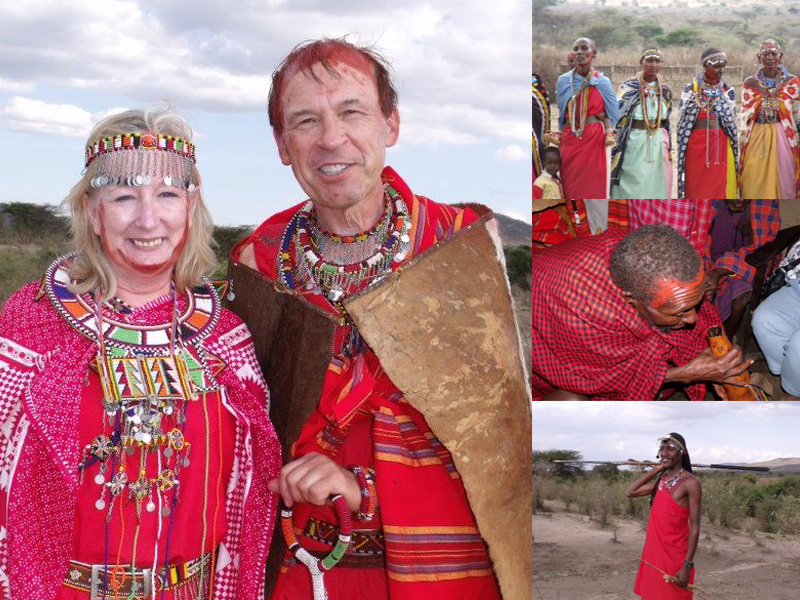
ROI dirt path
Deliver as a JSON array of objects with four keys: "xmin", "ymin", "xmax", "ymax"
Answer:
[{"xmin": 534, "ymin": 502, "xmax": 800, "ymax": 600}]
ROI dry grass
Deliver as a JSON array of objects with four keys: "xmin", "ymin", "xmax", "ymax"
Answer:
[{"xmin": 534, "ymin": 471, "xmax": 800, "ymax": 536}]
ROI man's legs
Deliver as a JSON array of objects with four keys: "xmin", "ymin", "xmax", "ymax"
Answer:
[{"xmin": 753, "ymin": 285, "xmax": 800, "ymax": 396}]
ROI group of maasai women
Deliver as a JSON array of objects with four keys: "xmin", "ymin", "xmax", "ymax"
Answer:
[{"xmin": 533, "ymin": 37, "xmax": 800, "ymax": 200}]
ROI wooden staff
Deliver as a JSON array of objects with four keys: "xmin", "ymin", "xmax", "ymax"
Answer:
[{"xmin": 551, "ymin": 460, "xmax": 770, "ymax": 471}]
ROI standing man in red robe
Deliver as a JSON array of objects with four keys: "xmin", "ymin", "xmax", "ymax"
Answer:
[
  {"xmin": 227, "ymin": 38, "xmax": 530, "ymax": 600},
  {"xmin": 627, "ymin": 433, "xmax": 702, "ymax": 599}
]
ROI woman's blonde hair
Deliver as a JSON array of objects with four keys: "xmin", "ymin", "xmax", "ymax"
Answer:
[{"xmin": 64, "ymin": 108, "xmax": 217, "ymax": 300}]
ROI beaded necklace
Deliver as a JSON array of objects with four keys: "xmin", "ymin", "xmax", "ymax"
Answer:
[
  {"xmin": 756, "ymin": 67, "xmax": 785, "ymax": 124},
  {"xmin": 696, "ymin": 74, "xmax": 726, "ymax": 167},
  {"xmin": 660, "ymin": 468, "xmax": 684, "ymax": 492},
  {"xmin": 568, "ymin": 68, "xmax": 595, "ymax": 138},
  {"xmin": 638, "ymin": 73, "xmax": 664, "ymax": 163},
  {"xmin": 281, "ymin": 495, "xmax": 352, "ymax": 600},
  {"xmin": 696, "ymin": 74, "xmax": 724, "ymax": 112},
  {"xmin": 638, "ymin": 73, "xmax": 664, "ymax": 135},
  {"xmin": 278, "ymin": 184, "xmax": 412, "ymax": 320},
  {"xmin": 46, "ymin": 255, "xmax": 221, "ymax": 598}
]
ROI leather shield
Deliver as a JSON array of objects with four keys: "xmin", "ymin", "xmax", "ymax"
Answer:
[
  {"xmin": 227, "ymin": 260, "xmax": 337, "ymax": 596},
  {"xmin": 345, "ymin": 221, "xmax": 533, "ymax": 600}
]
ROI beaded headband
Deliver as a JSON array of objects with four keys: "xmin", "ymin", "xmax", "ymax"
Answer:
[
  {"xmin": 85, "ymin": 133, "xmax": 198, "ymax": 191},
  {"xmin": 641, "ymin": 48, "xmax": 663, "ymax": 61},
  {"xmin": 659, "ymin": 435, "xmax": 686, "ymax": 454},
  {"xmin": 758, "ymin": 40, "xmax": 782, "ymax": 55},
  {"xmin": 702, "ymin": 51, "xmax": 727, "ymax": 66}
]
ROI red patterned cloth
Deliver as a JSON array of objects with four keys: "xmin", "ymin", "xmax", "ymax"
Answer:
[
  {"xmin": 0, "ymin": 273, "xmax": 281, "ymax": 600},
  {"xmin": 705, "ymin": 199, "xmax": 781, "ymax": 285},
  {"xmin": 607, "ymin": 199, "xmax": 630, "ymax": 232},
  {"xmin": 628, "ymin": 200, "xmax": 715, "ymax": 257},
  {"xmin": 531, "ymin": 229, "xmax": 721, "ymax": 400},
  {"xmin": 235, "ymin": 167, "xmax": 501, "ymax": 600},
  {"xmin": 633, "ymin": 477, "xmax": 695, "ymax": 599},
  {"xmin": 55, "ymin": 376, "xmax": 235, "ymax": 600},
  {"xmin": 532, "ymin": 200, "xmax": 591, "ymax": 247}
]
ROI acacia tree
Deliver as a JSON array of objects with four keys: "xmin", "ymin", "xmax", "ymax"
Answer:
[{"xmin": 533, "ymin": 449, "xmax": 583, "ymax": 479}]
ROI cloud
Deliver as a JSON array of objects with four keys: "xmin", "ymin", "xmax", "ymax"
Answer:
[
  {"xmin": 0, "ymin": 0, "xmax": 529, "ymax": 146},
  {"xmin": 2, "ymin": 97, "xmax": 92, "ymax": 137},
  {"xmin": 494, "ymin": 145, "xmax": 530, "ymax": 162},
  {"xmin": 693, "ymin": 445, "xmax": 786, "ymax": 465},
  {"xmin": 1, "ymin": 97, "xmax": 129, "ymax": 138},
  {"xmin": 0, "ymin": 77, "xmax": 35, "ymax": 94}
]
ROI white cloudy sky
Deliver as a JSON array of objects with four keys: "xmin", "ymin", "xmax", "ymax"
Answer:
[
  {"xmin": 533, "ymin": 403, "xmax": 800, "ymax": 465},
  {"xmin": 0, "ymin": 0, "xmax": 531, "ymax": 226}
]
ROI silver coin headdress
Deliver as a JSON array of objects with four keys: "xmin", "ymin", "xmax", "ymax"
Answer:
[{"xmin": 85, "ymin": 132, "xmax": 197, "ymax": 191}]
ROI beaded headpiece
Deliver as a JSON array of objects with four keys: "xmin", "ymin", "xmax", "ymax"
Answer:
[
  {"xmin": 641, "ymin": 48, "xmax": 663, "ymax": 61},
  {"xmin": 85, "ymin": 132, "xmax": 197, "ymax": 191},
  {"xmin": 758, "ymin": 39, "xmax": 782, "ymax": 58},
  {"xmin": 658, "ymin": 435, "xmax": 686, "ymax": 454},
  {"xmin": 702, "ymin": 51, "xmax": 727, "ymax": 66},
  {"xmin": 760, "ymin": 39, "xmax": 781, "ymax": 52}
]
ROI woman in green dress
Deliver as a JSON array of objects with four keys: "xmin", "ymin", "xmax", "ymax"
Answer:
[{"xmin": 610, "ymin": 47, "xmax": 673, "ymax": 199}]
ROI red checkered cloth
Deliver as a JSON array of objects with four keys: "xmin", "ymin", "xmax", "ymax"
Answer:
[
  {"xmin": 628, "ymin": 200, "xmax": 715, "ymax": 257},
  {"xmin": 531, "ymin": 229, "xmax": 721, "ymax": 400},
  {"xmin": 705, "ymin": 199, "xmax": 781, "ymax": 284}
]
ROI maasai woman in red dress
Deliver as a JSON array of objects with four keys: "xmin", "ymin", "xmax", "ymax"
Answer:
[
  {"xmin": 676, "ymin": 48, "xmax": 738, "ymax": 199},
  {"xmin": 0, "ymin": 109, "xmax": 281, "ymax": 600},
  {"xmin": 555, "ymin": 37, "xmax": 620, "ymax": 199}
]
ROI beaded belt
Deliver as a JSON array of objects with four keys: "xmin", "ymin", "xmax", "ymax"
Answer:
[
  {"xmin": 296, "ymin": 516, "xmax": 385, "ymax": 568},
  {"xmin": 631, "ymin": 120, "xmax": 667, "ymax": 130},
  {"xmin": 63, "ymin": 552, "xmax": 212, "ymax": 599}
]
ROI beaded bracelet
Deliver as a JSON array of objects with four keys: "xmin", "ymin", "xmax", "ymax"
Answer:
[
  {"xmin": 348, "ymin": 465, "xmax": 377, "ymax": 521},
  {"xmin": 281, "ymin": 494, "xmax": 353, "ymax": 571}
]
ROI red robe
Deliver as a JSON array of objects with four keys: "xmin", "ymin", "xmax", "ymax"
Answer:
[
  {"xmin": 561, "ymin": 87, "xmax": 609, "ymax": 200},
  {"xmin": 531, "ymin": 229, "xmax": 721, "ymax": 400},
  {"xmin": 233, "ymin": 166, "xmax": 501, "ymax": 600},
  {"xmin": 634, "ymin": 477, "xmax": 695, "ymax": 599},
  {"xmin": 0, "ymin": 265, "xmax": 281, "ymax": 600}
]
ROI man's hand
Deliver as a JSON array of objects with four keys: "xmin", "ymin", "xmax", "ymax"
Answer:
[
  {"xmin": 704, "ymin": 268, "xmax": 732, "ymax": 302},
  {"xmin": 675, "ymin": 564, "xmax": 691, "ymax": 588},
  {"xmin": 666, "ymin": 347, "xmax": 752, "ymax": 385},
  {"xmin": 268, "ymin": 452, "xmax": 362, "ymax": 512},
  {"xmin": 651, "ymin": 462, "xmax": 667, "ymax": 474}
]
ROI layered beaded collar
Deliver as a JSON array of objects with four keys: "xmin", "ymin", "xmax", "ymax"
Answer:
[{"xmin": 44, "ymin": 253, "xmax": 220, "ymax": 353}]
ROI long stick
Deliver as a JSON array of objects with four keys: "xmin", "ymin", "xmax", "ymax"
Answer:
[{"xmin": 550, "ymin": 460, "xmax": 770, "ymax": 472}]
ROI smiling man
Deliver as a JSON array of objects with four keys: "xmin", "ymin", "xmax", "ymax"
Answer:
[
  {"xmin": 228, "ymin": 38, "xmax": 520, "ymax": 600},
  {"xmin": 532, "ymin": 224, "xmax": 752, "ymax": 400},
  {"xmin": 626, "ymin": 433, "xmax": 702, "ymax": 599}
]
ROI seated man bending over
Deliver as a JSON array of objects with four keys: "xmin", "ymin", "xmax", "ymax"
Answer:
[{"xmin": 531, "ymin": 225, "xmax": 751, "ymax": 400}]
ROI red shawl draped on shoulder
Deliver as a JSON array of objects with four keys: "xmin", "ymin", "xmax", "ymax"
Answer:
[
  {"xmin": 531, "ymin": 229, "xmax": 720, "ymax": 400},
  {"xmin": 237, "ymin": 166, "xmax": 501, "ymax": 600}
]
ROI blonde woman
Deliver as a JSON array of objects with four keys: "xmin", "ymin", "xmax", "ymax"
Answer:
[{"xmin": 0, "ymin": 109, "xmax": 280, "ymax": 599}]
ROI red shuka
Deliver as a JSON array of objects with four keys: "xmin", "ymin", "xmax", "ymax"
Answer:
[
  {"xmin": 561, "ymin": 87, "xmax": 609, "ymax": 200},
  {"xmin": 634, "ymin": 478, "xmax": 695, "ymax": 599},
  {"xmin": 531, "ymin": 230, "xmax": 721, "ymax": 400},
  {"xmin": 234, "ymin": 167, "xmax": 501, "ymax": 600}
]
